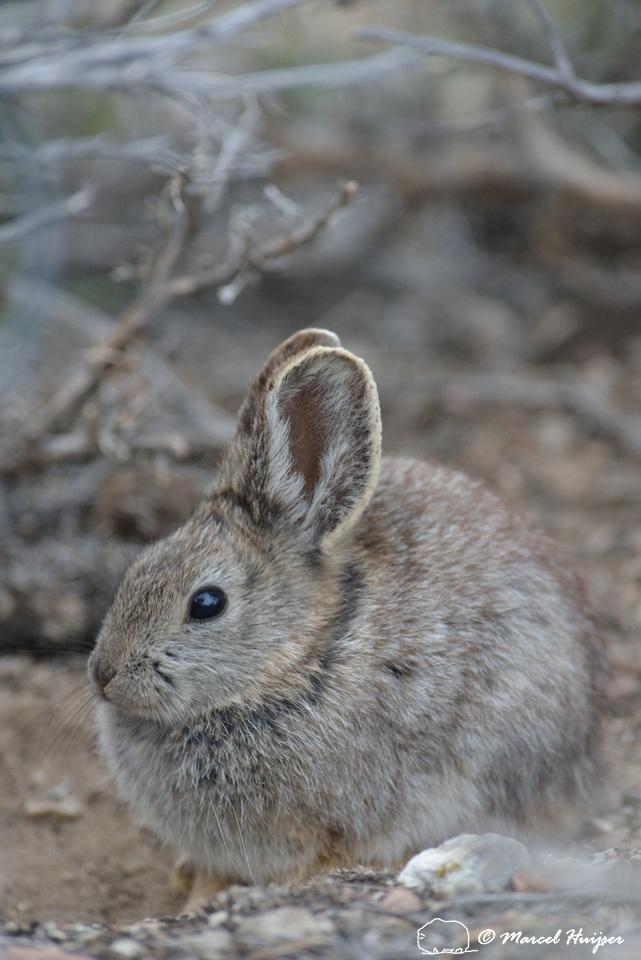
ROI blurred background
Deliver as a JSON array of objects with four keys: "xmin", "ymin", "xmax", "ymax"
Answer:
[{"xmin": 1, "ymin": 0, "xmax": 641, "ymax": 923}]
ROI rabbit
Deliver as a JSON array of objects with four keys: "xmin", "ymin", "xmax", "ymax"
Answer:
[{"xmin": 89, "ymin": 328, "xmax": 605, "ymax": 906}]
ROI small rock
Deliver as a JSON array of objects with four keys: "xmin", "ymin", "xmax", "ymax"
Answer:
[
  {"xmin": 3, "ymin": 920, "xmax": 35, "ymax": 935},
  {"xmin": 40, "ymin": 923, "xmax": 66, "ymax": 942},
  {"xmin": 398, "ymin": 833, "xmax": 530, "ymax": 897},
  {"xmin": 179, "ymin": 929, "xmax": 234, "ymax": 957},
  {"xmin": 511, "ymin": 867, "xmax": 552, "ymax": 893},
  {"xmin": 586, "ymin": 816, "xmax": 614, "ymax": 835},
  {"xmin": 72, "ymin": 926, "xmax": 103, "ymax": 942},
  {"xmin": 24, "ymin": 796, "xmax": 84, "ymax": 820},
  {"xmin": 7, "ymin": 951, "xmax": 90, "ymax": 960},
  {"xmin": 238, "ymin": 906, "xmax": 332, "ymax": 945},
  {"xmin": 130, "ymin": 920, "xmax": 162, "ymax": 935},
  {"xmin": 28, "ymin": 769, "xmax": 47, "ymax": 788},
  {"xmin": 379, "ymin": 887, "xmax": 422, "ymax": 913},
  {"xmin": 110, "ymin": 939, "xmax": 144, "ymax": 959},
  {"xmin": 207, "ymin": 911, "xmax": 229, "ymax": 928}
]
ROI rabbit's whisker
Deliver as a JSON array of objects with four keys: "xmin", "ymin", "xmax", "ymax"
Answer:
[
  {"xmin": 35, "ymin": 686, "xmax": 95, "ymax": 767},
  {"xmin": 209, "ymin": 798, "xmax": 253, "ymax": 886},
  {"xmin": 231, "ymin": 801, "xmax": 256, "ymax": 885}
]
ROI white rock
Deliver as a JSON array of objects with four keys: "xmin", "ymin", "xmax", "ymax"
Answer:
[
  {"xmin": 399, "ymin": 832, "xmax": 530, "ymax": 897},
  {"xmin": 24, "ymin": 795, "xmax": 84, "ymax": 819},
  {"xmin": 206, "ymin": 910, "xmax": 229, "ymax": 928},
  {"xmin": 110, "ymin": 938, "xmax": 145, "ymax": 958}
]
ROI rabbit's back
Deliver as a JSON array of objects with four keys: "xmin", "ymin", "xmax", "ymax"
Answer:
[{"xmin": 350, "ymin": 457, "xmax": 603, "ymax": 827}]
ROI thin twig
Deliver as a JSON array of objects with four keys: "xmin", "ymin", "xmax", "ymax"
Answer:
[
  {"xmin": 411, "ymin": 93, "xmax": 563, "ymax": 138},
  {"xmin": 0, "ymin": 135, "xmax": 171, "ymax": 164},
  {"xmin": 5, "ymin": 278, "xmax": 235, "ymax": 469},
  {"xmin": 0, "ymin": 47, "xmax": 420, "ymax": 99},
  {"xmin": 0, "ymin": 0, "xmax": 310, "ymax": 96},
  {"xmin": 250, "ymin": 179, "xmax": 359, "ymax": 264},
  {"xmin": 0, "ymin": 186, "xmax": 94, "ymax": 247},
  {"xmin": 175, "ymin": 48, "xmax": 422, "ymax": 100},
  {"xmin": 17, "ymin": 174, "xmax": 190, "ymax": 452},
  {"xmin": 122, "ymin": 0, "xmax": 165, "ymax": 30},
  {"xmin": 277, "ymin": 139, "xmax": 641, "ymax": 219},
  {"xmin": 202, "ymin": 97, "xmax": 259, "ymax": 214},
  {"xmin": 354, "ymin": 26, "xmax": 641, "ymax": 106},
  {"xmin": 125, "ymin": 0, "xmax": 220, "ymax": 35},
  {"xmin": 165, "ymin": 179, "xmax": 359, "ymax": 299},
  {"xmin": 2, "ymin": 180, "xmax": 359, "ymax": 475},
  {"xmin": 422, "ymin": 372, "xmax": 641, "ymax": 460},
  {"xmin": 527, "ymin": 0, "xmax": 575, "ymax": 81}
]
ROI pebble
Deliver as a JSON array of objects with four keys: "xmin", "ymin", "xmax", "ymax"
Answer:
[
  {"xmin": 511, "ymin": 867, "xmax": 552, "ymax": 893},
  {"xmin": 206, "ymin": 911, "xmax": 229, "ymax": 928},
  {"xmin": 398, "ymin": 832, "xmax": 531, "ymax": 897},
  {"xmin": 178, "ymin": 929, "xmax": 234, "ymax": 957},
  {"xmin": 40, "ymin": 923, "xmax": 66, "ymax": 942},
  {"xmin": 238, "ymin": 906, "xmax": 332, "ymax": 944},
  {"xmin": 24, "ymin": 796, "xmax": 84, "ymax": 820},
  {"xmin": 379, "ymin": 887, "xmax": 422, "ymax": 913},
  {"xmin": 6, "ymin": 950, "xmax": 90, "ymax": 960},
  {"xmin": 110, "ymin": 938, "xmax": 145, "ymax": 958},
  {"xmin": 586, "ymin": 816, "xmax": 615, "ymax": 835}
]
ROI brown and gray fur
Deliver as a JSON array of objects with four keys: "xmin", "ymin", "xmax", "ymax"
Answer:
[{"xmin": 90, "ymin": 329, "xmax": 606, "ymax": 895}]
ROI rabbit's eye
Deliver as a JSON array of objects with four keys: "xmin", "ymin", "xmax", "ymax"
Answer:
[{"xmin": 189, "ymin": 587, "xmax": 227, "ymax": 621}]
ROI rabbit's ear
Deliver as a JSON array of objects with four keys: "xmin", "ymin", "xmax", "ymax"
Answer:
[
  {"xmin": 236, "ymin": 328, "xmax": 341, "ymax": 437},
  {"xmin": 260, "ymin": 346, "xmax": 382, "ymax": 549}
]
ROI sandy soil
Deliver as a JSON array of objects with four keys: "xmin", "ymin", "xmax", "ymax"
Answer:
[{"xmin": 0, "ymin": 656, "xmax": 180, "ymax": 924}]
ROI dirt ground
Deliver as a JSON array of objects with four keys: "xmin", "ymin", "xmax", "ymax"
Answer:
[{"xmin": 0, "ymin": 656, "xmax": 180, "ymax": 924}]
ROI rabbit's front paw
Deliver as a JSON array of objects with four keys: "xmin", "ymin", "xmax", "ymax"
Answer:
[{"xmin": 181, "ymin": 869, "xmax": 231, "ymax": 916}]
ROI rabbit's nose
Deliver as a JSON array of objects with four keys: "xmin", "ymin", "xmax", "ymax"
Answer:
[{"xmin": 90, "ymin": 654, "xmax": 117, "ymax": 697}]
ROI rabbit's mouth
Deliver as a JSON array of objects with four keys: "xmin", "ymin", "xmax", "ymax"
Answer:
[
  {"xmin": 88, "ymin": 650, "xmax": 187, "ymax": 726},
  {"xmin": 93, "ymin": 681, "xmax": 188, "ymax": 728}
]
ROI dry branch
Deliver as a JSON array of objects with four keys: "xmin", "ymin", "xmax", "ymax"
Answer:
[
  {"xmin": 276, "ymin": 141, "xmax": 641, "ymax": 221},
  {"xmin": 4, "ymin": 173, "xmax": 191, "ymax": 471},
  {"xmin": 0, "ymin": 0, "xmax": 309, "ymax": 96},
  {"xmin": 164, "ymin": 179, "xmax": 360, "ymax": 298},
  {"xmin": 422, "ymin": 372, "xmax": 641, "ymax": 460},
  {"xmin": 354, "ymin": 22, "xmax": 641, "ymax": 107},
  {"xmin": 0, "ymin": 186, "xmax": 94, "ymax": 247},
  {"xmin": 0, "ymin": 0, "xmax": 420, "ymax": 101},
  {"xmin": 0, "ymin": 135, "xmax": 171, "ymax": 165},
  {"xmin": 527, "ymin": 0, "xmax": 575, "ymax": 83},
  {"xmin": 1, "ymin": 179, "xmax": 359, "ymax": 476},
  {"xmin": 8, "ymin": 277, "xmax": 237, "ymax": 464},
  {"xmin": 0, "ymin": 47, "xmax": 420, "ymax": 100},
  {"xmin": 126, "ymin": 0, "xmax": 220, "ymax": 34}
]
